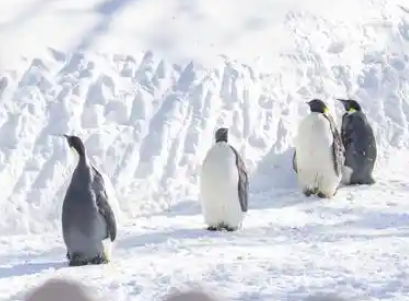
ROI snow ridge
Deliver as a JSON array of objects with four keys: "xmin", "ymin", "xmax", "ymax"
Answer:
[
  {"xmin": 2, "ymin": 1, "xmax": 409, "ymax": 300},
  {"xmin": 1, "ymin": 38, "xmax": 409, "ymax": 235}
]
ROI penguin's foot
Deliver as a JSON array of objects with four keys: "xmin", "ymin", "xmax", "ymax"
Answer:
[
  {"xmin": 317, "ymin": 191, "xmax": 336, "ymax": 199},
  {"xmin": 219, "ymin": 222, "xmax": 238, "ymax": 231},
  {"xmin": 90, "ymin": 253, "xmax": 109, "ymax": 265},
  {"xmin": 207, "ymin": 224, "xmax": 237, "ymax": 231},
  {"xmin": 68, "ymin": 253, "xmax": 88, "ymax": 267},
  {"xmin": 351, "ymin": 178, "xmax": 376, "ymax": 185},
  {"xmin": 206, "ymin": 226, "xmax": 220, "ymax": 231},
  {"xmin": 224, "ymin": 226, "xmax": 238, "ymax": 232},
  {"xmin": 68, "ymin": 252, "xmax": 109, "ymax": 266},
  {"xmin": 303, "ymin": 188, "xmax": 316, "ymax": 197}
]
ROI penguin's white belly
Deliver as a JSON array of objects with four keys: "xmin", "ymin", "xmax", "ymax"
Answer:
[
  {"xmin": 96, "ymin": 213, "xmax": 113, "ymax": 261},
  {"xmin": 295, "ymin": 114, "xmax": 341, "ymax": 195},
  {"xmin": 200, "ymin": 144, "xmax": 243, "ymax": 228},
  {"xmin": 65, "ymin": 212, "xmax": 109, "ymax": 260}
]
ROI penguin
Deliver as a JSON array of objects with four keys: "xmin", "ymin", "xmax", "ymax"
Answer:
[
  {"xmin": 336, "ymin": 98, "xmax": 377, "ymax": 185},
  {"xmin": 293, "ymin": 99, "xmax": 344, "ymax": 198},
  {"xmin": 58, "ymin": 135, "xmax": 118, "ymax": 266},
  {"xmin": 199, "ymin": 128, "xmax": 249, "ymax": 231}
]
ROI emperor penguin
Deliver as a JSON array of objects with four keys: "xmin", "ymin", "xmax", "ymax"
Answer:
[
  {"xmin": 337, "ymin": 98, "xmax": 377, "ymax": 185},
  {"xmin": 58, "ymin": 135, "xmax": 118, "ymax": 266},
  {"xmin": 199, "ymin": 128, "xmax": 249, "ymax": 231},
  {"xmin": 293, "ymin": 99, "xmax": 344, "ymax": 198}
]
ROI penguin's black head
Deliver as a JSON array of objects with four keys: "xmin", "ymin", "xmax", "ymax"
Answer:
[
  {"xmin": 306, "ymin": 99, "xmax": 328, "ymax": 114},
  {"xmin": 215, "ymin": 127, "xmax": 228, "ymax": 143},
  {"xmin": 337, "ymin": 98, "xmax": 362, "ymax": 112},
  {"xmin": 63, "ymin": 135, "xmax": 82, "ymax": 148},
  {"xmin": 56, "ymin": 134, "xmax": 86, "ymax": 157}
]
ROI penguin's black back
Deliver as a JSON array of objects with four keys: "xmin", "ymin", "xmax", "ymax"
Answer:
[
  {"xmin": 342, "ymin": 112, "xmax": 376, "ymax": 155},
  {"xmin": 341, "ymin": 111, "xmax": 377, "ymax": 183}
]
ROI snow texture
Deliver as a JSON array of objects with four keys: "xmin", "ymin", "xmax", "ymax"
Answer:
[{"xmin": 1, "ymin": 0, "xmax": 409, "ymax": 300}]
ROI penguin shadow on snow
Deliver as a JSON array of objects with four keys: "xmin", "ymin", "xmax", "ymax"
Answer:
[
  {"xmin": 118, "ymin": 226, "xmax": 237, "ymax": 250},
  {"xmin": 0, "ymin": 261, "xmax": 66, "ymax": 279},
  {"xmin": 0, "ymin": 245, "xmax": 68, "ymax": 278},
  {"xmin": 249, "ymin": 147, "xmax": 318, "ymax": 209},
  {"xmin": 162, "ymin": 146, "xmax": 323, "ymax": 217},
  {"xmin": 250, "ymin": 147, "xmax": 298, "ymax": 191},
  {"xmin": 157, "ymin": 199, "xmax": 202, "ymax": 217},
  {"xmin": 344, "ymin": 210, "xmax": 409, "ymax": 233},
  {"xmin": 296, "ymin": 209, "xmax": 409, "ymax": 242}
]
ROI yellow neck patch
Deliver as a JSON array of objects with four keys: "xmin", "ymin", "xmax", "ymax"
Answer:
[
  {"xmin": 323, "ymin": 107, "xmax": 329, "ymax": 114},
  {"xmin": 347, "ymin": 108, "xmax": 356, "ymax": 113}
]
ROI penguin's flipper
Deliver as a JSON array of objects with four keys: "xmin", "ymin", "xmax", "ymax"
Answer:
[
  {"xmin": 331, "ymin": 133, "xmax": 344, "ymax": 177},
  {"xmin": 292, "ymin": 150, "xmax": 297, "ymax": 173},
  {"xmin": 91, "ymin": 166, "xmax": 117, "ymax": 242},
  {"xmin": 341, "ymin": 113, "xmax": 358, "ymax": 151},
  {"xmin": 323, "ymin": 114, "xmax": 345, "ymax": 177},
  {"xmin": 96, "ymin": 191, "xmax": 117, "ymax": 242},
  {"xmin": 340, "ymin": 113, "xmax": 349, "ymax": 147},
  {"xmin": 229, "ymin": 146, "xmax": 249, "ymax": 213}
]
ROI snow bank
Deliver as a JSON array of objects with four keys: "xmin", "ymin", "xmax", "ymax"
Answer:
[{"xmin": 0, "ymin": 0, "xmax": 409, "ymax": 235}]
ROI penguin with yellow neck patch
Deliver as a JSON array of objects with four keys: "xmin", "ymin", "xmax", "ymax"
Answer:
[
  {"xmin": 337, "ymin": 98, "xmax": 377, "ymax": 185},
  {"xmin": 293, "ymin": 99, "xmax": 344, "ymax": 198}
]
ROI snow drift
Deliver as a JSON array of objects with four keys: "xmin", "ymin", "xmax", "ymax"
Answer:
[{"xmin": 0, "ymin": 1, "xmax": 409, "ymax": 235}]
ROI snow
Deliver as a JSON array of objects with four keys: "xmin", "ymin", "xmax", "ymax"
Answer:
[{"xmin": 0, "ymin": 0, "xmax": 409, "ymax": 300}]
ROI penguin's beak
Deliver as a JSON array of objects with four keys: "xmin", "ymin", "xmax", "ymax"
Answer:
[
  {"xmin": 51, "ymin": 134, "xmax": 69, "ymax": 139},
  {"xmin": 336, "ymin": 98, "xmax": 348, "ymax": 103},
  {"xmin": 51, "ymin": 134, "xmax": 71, "ymax": 149}
]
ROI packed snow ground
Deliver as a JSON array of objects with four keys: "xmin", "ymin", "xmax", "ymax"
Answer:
[{"xmin": 1, "ymin": 0, "xmax": 409, "ymax": 300}]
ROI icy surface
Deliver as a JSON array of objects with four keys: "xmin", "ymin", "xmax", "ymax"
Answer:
[{"xmin": 0, "ymin": 0, "xmax": 409, "ymax": 300}]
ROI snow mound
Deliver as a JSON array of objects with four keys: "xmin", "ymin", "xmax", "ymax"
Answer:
[
  {"xmin": 0, "ymin": 1, "xmax": 409, "ymax": 235},
  {"xmin": 0, "ymin": 43, "xmax": 408, "ymax": 236}
]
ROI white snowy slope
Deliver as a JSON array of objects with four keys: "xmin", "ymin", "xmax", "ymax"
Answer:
[{"xmin": 1, "ymin": 0, "xmax": 409, "ymax": 300}]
